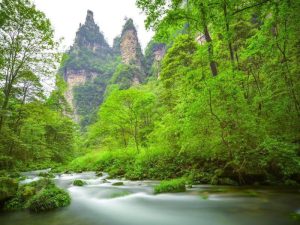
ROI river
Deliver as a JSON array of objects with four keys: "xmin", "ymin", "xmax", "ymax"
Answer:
[{"xmin": 0, "ymin": 170, "xmax": 299, "ymax": 225}]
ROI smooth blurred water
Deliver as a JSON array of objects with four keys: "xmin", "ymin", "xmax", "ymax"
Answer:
[{"xmin": 1, "ymin": 171, "xmax": 299, "ymax": 225}]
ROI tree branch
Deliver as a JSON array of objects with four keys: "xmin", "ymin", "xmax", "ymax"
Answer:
[{"xmin": 232, "ymin": 0, "xmax": 272, "ymax": 15}]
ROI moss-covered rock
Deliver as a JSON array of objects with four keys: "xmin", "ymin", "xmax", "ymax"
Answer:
[
  {"xmin": 2, "ymin": 178, "xmax": 70, "ymax": 212},
  {"xmin": 2, "ymin": 179, "xmax": 51, "ymax": 211},
  {"xmin": 96, "ymin": 171, "xmax": 103, "ymax": 177},
  {"xmin": 112, "ymin": 182, "xmax": 124, "ymax": 186},
  {"xmin": 73, "ymin": 179, "xmax": 86, "ymax": 186},
  {"xmin": 30, "ymin": 178, "xmax": 55, "ymax": 190},
  {"xmin": 38, "ymin": 172, "xmax": 55, "ymax": 178},
  {"xmin": 27, "ymin": 186, "xmax": 71, "ymax": 212},
  {"xmin": 154, "ymin": 178, "xmax": 186, "ymax": 194}
]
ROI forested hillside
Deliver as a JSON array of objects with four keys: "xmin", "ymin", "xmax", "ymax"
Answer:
[
  {"xmin": 0, "ymin": 0, "xmax": 299, "ymax": 185},
  {"xmin": 70, "ymin": 0, "xmax": 300, "ymax": 185},
  {"xmin": 1, "ymin": 0, "xmax": 300, "ymax": 223}
]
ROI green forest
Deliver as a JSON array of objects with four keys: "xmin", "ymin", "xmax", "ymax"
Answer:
[{"xmin": 0, "ymin": 0, "xmax": 300, "ymax": 223}]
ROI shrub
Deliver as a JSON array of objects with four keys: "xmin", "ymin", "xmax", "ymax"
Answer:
[
  {"xmin": 8, "ymin": 171, "xmax": 21, "ymax": 178},
  {"xmin": 0, "ymin": 177, "xmax": 18, "ymax": 202},
  {"xmin": 3, "ymin": 179, "xmax": 53, "ymax": 211},
  {"xmin": 126, "ymin": 148, "xmax": 200, "ymax": 180},
  {"xmin": 0, "ymin": 156, "xmax": 14, "ymax": 170},
  {"xmin": 27, "ymin": 186, "xmax": 71, "ymax": 212},
  {"xmin": 73, "ymin": 179, "xmax": 86, "ymax": 186},
  {"xmin": 38, "ymin": 172, "xmax": 55, "ymax": 178},
  {"xmin": 29, "ymin": 178, "xmax": 55, "ymax": 190},
  {"xmin": 154, "ymin": 178, "xmax": 186, "ymax": 194},
  {"xmin": 68, "ymin": 148, "xmax": 137, "ymax": 178}
]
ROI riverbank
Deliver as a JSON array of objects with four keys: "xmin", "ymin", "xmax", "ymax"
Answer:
[{"xmin": 66, "ymin": 148, "xmax": 300, "ymax": 186}]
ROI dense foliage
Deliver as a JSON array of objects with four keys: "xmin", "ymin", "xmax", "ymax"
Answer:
[
  {"xmin": 0, "ymin": 0, "xmax": 76, "ymax": 170},
  {"xmin": 1, "ymin": 179, "xmax": 71, "ymax": 212},
  {"xmin": 73, "ymin": 179, "xmax": 86, "ymax": 186},
  {"xmin": 154, "ymin": 178, "xmax": 186, "ymax": 194},
  {"xmin": 74, "ymin": 0, "xmax": 300, "ymax": 185},
  {"xmin": 0, "ymin": 0, "xmax": 299, "ymax": 189},
  {"xmin": 27, "ymin": 186, "xmax": 71, "ymax": 212}
]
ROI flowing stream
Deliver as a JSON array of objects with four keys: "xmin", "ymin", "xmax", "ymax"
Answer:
[{"xmin": 1, "ymin": 170, "xmax": 300, "ymax": 225}]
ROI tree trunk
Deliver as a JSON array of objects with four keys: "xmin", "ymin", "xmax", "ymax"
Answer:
[
  {"xmin": 223, "ymin": 1, "xmax": 235, "ymax": 65},
  {"xmin": 200, "ymin": 3, "xmax": 218, "ymax": 76}
]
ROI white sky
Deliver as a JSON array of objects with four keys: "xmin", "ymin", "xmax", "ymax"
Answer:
[{"xmin": 33, "ymin": 0, "xmax": 154, "ymax": 51}]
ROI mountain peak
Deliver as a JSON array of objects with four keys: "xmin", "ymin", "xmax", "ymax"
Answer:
[
  {"xmin": 121, "ymin": 18, "xmax": 137, "ymax": 36},
  {"xmin": 85, "ymin": 10, "xmax": 95, "ymax": 25},
  {"xmin": 72, "ymin": 10, "xmax": 111, "ymax": 53}
]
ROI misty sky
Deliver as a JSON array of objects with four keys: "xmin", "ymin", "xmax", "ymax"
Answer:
[{"xmin": 33, "ymin": 0, "xmax": 154, "ymax": 51}]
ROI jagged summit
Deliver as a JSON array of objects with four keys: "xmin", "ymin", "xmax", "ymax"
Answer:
[
  {"xmin": 72, "ymin": 10, "xmax": 111, "ymax": 52},
  {"xmin": 120, "ymin": 18, "xmax": 144, "ymax": 67},
  {"xmin": 85, "ymin": 10, "xmax": 94, "ymax": 25},
  {"xmin": 62, "ymin": 10, "xmax": 114, "ymax": 123},
  {"xmin": 61, "ymin": 13, "xmax": 151, "ymax": 127},
  {"xmin": 121, "ymin": 18, "xmax": 137, "ymax": 36}
]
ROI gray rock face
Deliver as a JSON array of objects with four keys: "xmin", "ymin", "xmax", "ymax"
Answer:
[
  {"xmin": 62, "ymin": 10, "xmax": 113, "ymax": 122},
  {"xmin": 60, "ymin": 14, "xmax": 149, "ymax": 126}
]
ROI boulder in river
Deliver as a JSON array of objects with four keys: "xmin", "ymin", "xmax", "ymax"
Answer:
[
  {"xmin": 73, "ymin": 179, "xmax": 87, "ymax": 186},
  {"xmin": 112, "ymin": 182, "xmax": 124, "ymax": 186}
]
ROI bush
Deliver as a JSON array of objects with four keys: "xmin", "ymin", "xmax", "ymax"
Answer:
[
  {"xmin": 73, "ymin": 179, "xmax": 86, "ymax": 186},
  {"xmin": 68, "ymin": 148, "xmax": 209, "ymax": 182},
  {"xmin": 154, "ymin": 178, "xmax": 186, "ymax": 194},
  {"xmin": 2, "ymin": 179, "xmax": 66, "ymax": 212},
  {"xmin": 38, "ymin": 172, "xmax": 55, "ymax": 178},
  {"xmin": 126, "ymin": 148, "xmax": 201, "ymax": 180},
  {"xmin": 29, "ymin": 178, "xmax": 55, "ymax": 190},
  {"xmin": 0, "ymin": 156, "xmax": 14, "ymax": 170},
  {"xmin": 2, "ymin": 179, "xmax": 52, "ymax": 211},
  {"xmin": 27, "ymin": 186, "xmax": 71, "ymax": 212},
  {"xmin": 0, "ymin": 177, "xmax": 18, "ymax": 202},
  {"xmin": 68, "ymin": 148, "xmax": 137, "ymax": 178}
]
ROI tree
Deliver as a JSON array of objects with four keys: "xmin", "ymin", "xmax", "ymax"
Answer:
[
  {"xmin": 0, "ymin": 0, "xmax": 57, "ymax": 130},
  {"xmin": 88, "ymin": 88, "xmax": 156, "ymax": 151},
  {"xmin": 136, "ymin": 0, "xmax": 218, "ymax": 76},
  {"xmin": 0, "ymin": 0, "xmax": 76, "ymax": 170}
]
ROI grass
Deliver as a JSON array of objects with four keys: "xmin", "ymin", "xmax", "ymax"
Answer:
[
  {"xmin": 67, "ymin": 148, "xmax": 137, "ymax": 178},
  {"xmin": 154, "ymin": 178, "xmax": 186, "ymax": 194},
  {"xmin": 66, "ymin": 148, "xmax": 202, "ymax": 181}
]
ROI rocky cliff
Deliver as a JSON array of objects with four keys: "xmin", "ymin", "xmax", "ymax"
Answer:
[
  {"xmin": 62, "ymin": 10, "xmax": 113, "ymax": 125},
  {"xmin": 120, "ymin": 19, "xmax": 143, "ymax": 66},
  {"xmin": 144, "ymin": 41, "xmax": 166, "ymax": 78},
  {"xmin": 110, "ymin": 19, "xmax": 146, "ymax": 87},
  {"xmin": 60, "ymin": 12, "xmax": 160, "ymax": 128}
]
